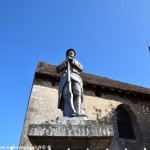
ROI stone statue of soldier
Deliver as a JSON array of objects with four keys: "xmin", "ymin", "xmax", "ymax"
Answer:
[{"xmin": 56, "ymin": 49, "xmax": 85, "ymax": 117}]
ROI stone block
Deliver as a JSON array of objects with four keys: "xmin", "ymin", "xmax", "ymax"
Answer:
[{"xmin": 27, "ymin": 118, "xmax": 114, "ymax": 150}]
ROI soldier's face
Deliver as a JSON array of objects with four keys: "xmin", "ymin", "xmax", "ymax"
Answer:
[{"xmin": 67, "ymin": 50, "xmax": 75, "ymax": 58}]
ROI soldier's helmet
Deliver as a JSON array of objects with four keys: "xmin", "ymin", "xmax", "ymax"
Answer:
[{"xmin": 66, "ymin": 48, "xmax": 76, "ymax": 57}]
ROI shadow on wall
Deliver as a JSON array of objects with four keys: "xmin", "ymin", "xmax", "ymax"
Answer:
[{"xmin": 93, "ymin": 104, "xmax": 146, "ymax": 149}]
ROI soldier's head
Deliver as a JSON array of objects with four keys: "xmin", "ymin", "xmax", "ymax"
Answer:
[{"xmin": 66, "ymin": 48, "xmax": 76, "ymax": 58}]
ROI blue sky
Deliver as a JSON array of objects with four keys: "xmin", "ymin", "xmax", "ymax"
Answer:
[{"xmin": 0, "ymin": 0, "xmax": 150, "ymax": 146}]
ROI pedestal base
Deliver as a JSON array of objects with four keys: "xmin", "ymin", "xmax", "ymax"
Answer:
[{"xmin": 28, "ymin": 118, "xmax": 114, "ymax": 150}]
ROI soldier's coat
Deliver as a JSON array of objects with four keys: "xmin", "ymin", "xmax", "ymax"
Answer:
[{"xmin": 56, "ymin": 59, "xmax": 83, "ymax": 111}]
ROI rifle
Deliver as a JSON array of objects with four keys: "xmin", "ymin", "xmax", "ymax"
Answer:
[{"xmin": 66, "ymin": 59, "xmax": 76, "ymax": 116}]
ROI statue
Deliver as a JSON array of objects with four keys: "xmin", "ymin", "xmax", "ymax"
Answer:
[{"xmin": 56, "ymin": 49, "xmax": 85, "ymax": 117}]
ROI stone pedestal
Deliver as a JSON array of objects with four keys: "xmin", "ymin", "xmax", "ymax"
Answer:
[{"xmin": 27, "ymin": 117, "xmax": 114, "ymax": 150}]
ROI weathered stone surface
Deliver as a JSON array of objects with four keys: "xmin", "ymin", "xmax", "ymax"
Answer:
[
  {"xmin": 28, "ymin": 120, "xmax": 113, "ymax": 137},
  {"xmin": 28, "ymin": 119, "xmax": 114, "ymax": 150},
  {"xmin": 19, "ymin": 63, "xmax": 150, "ymax": 150}
]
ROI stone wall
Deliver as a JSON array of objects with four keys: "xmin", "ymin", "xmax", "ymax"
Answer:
[{"xmin": 19, "ymin": 77, "xmax": 150, "ymax": 150}]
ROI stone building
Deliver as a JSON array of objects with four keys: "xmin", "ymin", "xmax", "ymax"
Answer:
[{"xmin": 19, "ymin": 62, "xmax": 150, "ymax": 150}]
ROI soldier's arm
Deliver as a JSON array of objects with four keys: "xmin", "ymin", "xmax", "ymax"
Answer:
[{"xmin": 71, "ymin": 59, "xmax": 83, "ymax": 72}]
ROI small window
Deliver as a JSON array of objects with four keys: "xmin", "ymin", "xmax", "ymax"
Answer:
[{"xmin": 116, "ymin": 106, "xmax": 135, "ymax": 140}]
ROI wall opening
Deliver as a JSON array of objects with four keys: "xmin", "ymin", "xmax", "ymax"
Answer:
[{"xmin": 116, "ymin": 105, "xmax": 136, "ymax": 140}]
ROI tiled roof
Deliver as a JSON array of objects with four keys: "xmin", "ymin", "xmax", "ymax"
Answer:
[{"xmin": 35, "ymin": 62, "xmax": 150, "ymax": 99}]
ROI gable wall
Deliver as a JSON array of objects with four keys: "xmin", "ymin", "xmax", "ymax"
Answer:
[{"xmin": 19, "ymin": 77, "xmax": 150, "ymax": 150}]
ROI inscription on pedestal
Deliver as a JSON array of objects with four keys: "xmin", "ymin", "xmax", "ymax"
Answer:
[{"xmin": 28, "ymin": 119, "xmax": 114, "ymax": 150}]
